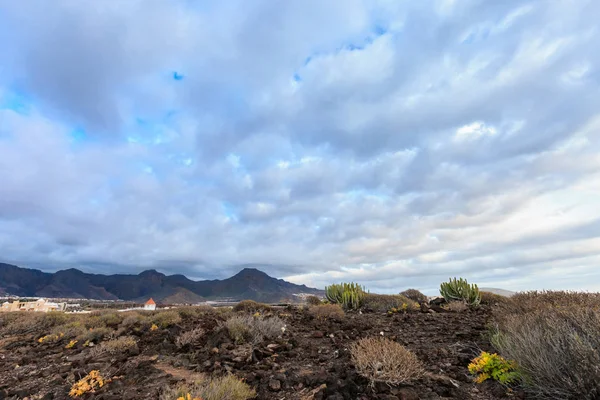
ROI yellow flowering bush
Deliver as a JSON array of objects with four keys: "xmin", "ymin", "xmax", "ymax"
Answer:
[
  {"xmin": 151, "ymin": 323, "xmax": 159, "ymax": 331},
  {"xmin": 69, "ymin": 370, "xmax": 110, "ymax": 397},
  {"xmin": 37, "ymin": 332, "xmax": 64, "ymax": 343},
  {"xmin": 468, "ymin": 352, "xmax": 519, "ymax": 384},
  {"xmin": 65, "ymin": 340, "xmax": 78, "ymax": 349},
  {"xmin": 177, "ymin": 394, "xmax": 203, "ymax": 400}
]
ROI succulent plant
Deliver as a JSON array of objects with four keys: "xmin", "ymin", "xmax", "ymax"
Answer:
[
  {"xmin": 325, "ymin": 283, "xmax": 366, "ymax": 310},
  {"xmin": 440, "ymin": 277, "xmax": 481, "ymax": 306}
]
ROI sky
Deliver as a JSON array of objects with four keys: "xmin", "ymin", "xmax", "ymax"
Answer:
[{"xmin": 1, "ymin": 0, "xmax": 600, "ymax": 294}]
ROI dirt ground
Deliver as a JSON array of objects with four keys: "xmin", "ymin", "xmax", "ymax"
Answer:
[{"xmin": 0, "ymin": 306, "xmax": 520, "ymax": 400}]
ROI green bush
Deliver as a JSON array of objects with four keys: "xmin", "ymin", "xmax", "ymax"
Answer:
[
  {"xmin": 439, "ymin": 277, "xmax": 480, "ymax": 306},
  {"xmin": 152, "ymin": 310, "xmax": 182, "ymax": 328},
  {"xmin": 468, "ymin": 351, "xmax": 520, "ymax": 384},
  {"xmin": 222, "ymin": 315, "xmax": 284, "ymax": 345},
  {"xmin": 325, "ymin": 283, "xmax": 366, "ymax": 310}
]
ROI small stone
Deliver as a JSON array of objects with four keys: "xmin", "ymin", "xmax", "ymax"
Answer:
[
  {"xmin": 312, "ymin": 331, "xmax": 324, "ymax": 338},
  {"xmin": 269, "ymin": 379, "xmax": 281, "ymax": 391},
  {"xmin": 211, "ymin": 347, "xmax": 219, "ymax": 354}
]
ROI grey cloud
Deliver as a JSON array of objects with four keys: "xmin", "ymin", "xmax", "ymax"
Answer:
[{"xmin": 1, "ymin": 1, "xmax": 600, "ymax": 293}]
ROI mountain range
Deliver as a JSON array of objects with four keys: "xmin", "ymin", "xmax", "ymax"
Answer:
[{"xmin": 0, "ymin": 263, "xmax": 323, "ymax": 303}]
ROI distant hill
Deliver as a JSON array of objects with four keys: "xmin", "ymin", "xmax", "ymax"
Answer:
[
  {"xmin": 0, "ymin": 263, "xmax": 323, "ymax": 303},
  {"xmin": 480, "ymin": 287, "xmax": 516, "ymax": 297}
]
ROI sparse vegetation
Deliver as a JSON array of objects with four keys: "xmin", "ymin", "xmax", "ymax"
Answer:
[
  {"xmin": 152, "ymin": 310, "xmax": 182, "ymax": 328},
  {"xmin": 233, "ymin": 300, "xmax": 272, "ymax": 313},
  {"xmin": 161, "ymin": 374, "xmax": 256, "ymax": 400},
  {"xmin": 363, "ymin": 293, "xmax": 418, "ymax": 313},
  {"xmin": 308, "ymin": 304, "xmax": 345, "ymax": 320},
  {"xmin": 440, "ymin": 277, "xmax": 481, "ymax": 306},
  {"xmin": 491, "ymin": 291, "xmax": 600, "ymax": 399},
  {"xmin": 479, "ymin": 291, "xmax": 510, "ymax": 306},
  {"xmin": 176, "ymin": 327, "xmax": 205, "ymax": 348},
  {"xmin": 350, "ymin": 337, "xmax": 425, "ymax": 385},
  {"xmin": 306, "ymin": 295, "xmax": 322, "ymax": 306},
  {"xmin": 89, "ymin": 336, "xmax": 138, "ymax": 357},
  {"xmin": 222, "ymin": 315, "xmax": 284, "ymax": 344},
  {"xmin": 400, "ymin": 289, "xmax": 428, "ymax": 304},
  {"xmin": 325, "ymin": 282, "xmax": 366, "ymax": 310}
]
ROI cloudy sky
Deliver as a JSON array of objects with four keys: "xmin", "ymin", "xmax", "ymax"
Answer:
[{"xmin": 1, "ymin": 0, "xmax": 600, "ymax": 294}]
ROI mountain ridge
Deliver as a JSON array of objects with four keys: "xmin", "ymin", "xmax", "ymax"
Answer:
[{"xmin": 0, "ymin": 263, "xmax": 323, "ymax": 303}]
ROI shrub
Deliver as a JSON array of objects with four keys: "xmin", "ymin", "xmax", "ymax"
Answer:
[
  {"xmin": 446, "ymin": 301, "xmax": 468, "ymax": 312},
  {"xmin": 308, "ymin": 304, "xmax": 344, "ymax": 321},
  {"xmin": 40, "ymin": 312, "xmax": 71, "ymax": 328},
  {"xmin": 400, "ymin": 289, "xmax": 428, "ymax": 304},
  {"xmin": 90, "ymin": 336, "xmax": 138, "ymax": 357},
  {"xmin": 76, "ymin": 327, "xmax": 112, "ymax": 343},
  {"xmin": 52, "ymin": 321, "xmax": 87, "ymax": 339},
  {"xmin": 177, "ymin": 306, "xmax": 215, "ymax": 319},
  {"xmin": 222, "ymin": 315, "xmax": 284, "ymax": 345},
  {"xmin": 306, "ymin": 295, "xmax": 322, "ymax": 306},
  {"xmin": 160, "ymin": 374, "xmax": 255, "ymax": 400},
  {"xmin": 65, "ymin": 340, "xmax": 78, "ymax": 349},
  {"xmin": 439, "ymin": 277, "xmax": 480, "ymax": 306},
  {"xmin": 498, "ymin": 290, "xmax": 600, "ymax": 315},
  {"xmin": 69, "ymin": 370, "xmax": 110, "ymax": 397},
  {"xmin": 468, "ymin": 351, "xmax": 520, "ymax": 384},
  {"xmin": 363, "ymin": 293, "xmax": 418, "ymax": 313},
  {"xmin": 325, "ymin": 283, "xmax": 366, "ymax": 310},
  {"xmin": 120, "ymin": 312, "xmax": 151, "ymax": 330},
  {"xmin": 479, "ymin": 291, "xmax": 510, "ymax": 306},
  {"xmin": 350, "ymin": 337, "xmax": 425, "ymax": 385},
  {"xmin": 176, "ymin": 327, "xmax": 205, "ymax": 348},
  {"xmin": 492, "ymin": 305, "xmax": 600, "ymax": 399},
  {"xmin": 3, "ymin": 313, "xmax": 44, "ymax": 334},
  {"xmin": 233, "ymin": 300, "xmax": 272, "ymax": 313},
  {"xmin": 152, "ymin": 311, "xmax": 182, "ymax": 328}
]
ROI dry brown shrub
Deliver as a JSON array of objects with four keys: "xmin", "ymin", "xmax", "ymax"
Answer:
[
  {"xmin": 446, "ymin": 301, "xmax": 468, "ymax": 312},
  {"xmin": 90, "ymin": 336, "xmax": 138, "ymax": 357},
  {"xmin": 76, "ymin": 327, "xmax": 112, "ymax": 343},
  {"xmin": 308, "ymin": 304, "xmax": 344, "ymax": 321},
  {"xmin": 306, "ymin": 296, "xmax": 322, "ymax": 306},
  {"xmin": 363, "ymin": 294, "xmax": 418, "ymax": 313},
  {"xmin": 479, "ymin": 291, "xmax": 510, "ymax": 306},
  {"xmin": 160, "ymin": 374, "xmax": 255, "ymax": 400},
  {"xmin": 400, "ymin": 289, "xmax": 428, "ymax": 304},
  {"xmin": 222, "ymin": 315, "xmax": 284, "ymax": 345},
  {"xmin": 350, "ymin": 337, "xmax": 425, "ymax": 385},
  {"xmin": 1, "ymin": 313, "xmax": 44, "ymax": 334},
  {"xmin": 176, "ymin": 327, "xmax": 205, "ymax": 348},
  {"xmin": 233, "ymin": 300, "xmax": 272, "ymax": 313},
  {"xmin": 492, "ymin": 291, "xmax": 600, "ymax": 399}
]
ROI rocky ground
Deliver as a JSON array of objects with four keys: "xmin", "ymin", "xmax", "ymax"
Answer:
[{"xmin": 0, "ymin": 305, "xmax": 520, "ymax": 400}]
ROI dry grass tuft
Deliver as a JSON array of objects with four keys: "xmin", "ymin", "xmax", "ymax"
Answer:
[
  {"xmin": 350, "ymin": 337, "xmax": 425, "ymax": 385},
  {"xmin": 176, "ymin": 327, "xmax": 205, "ymax": 348},
  {"xmin": 308, "ymin": 304, "xmax": 344, "ymax": 321},
  {"xmin": 160, "ymin": 374, "xmax": 256, "ymax": 400},
  {"xmin": 222, "ymin": 315, "xmax": 284, "ymax": 345},
  {"xmin": 479, "ymin": 291, "xmax": 510, "ymax": 306},
  {"xmin": 90, "ymin": 336, "xmax": 138, "ymax": 357},
  {"xmin": 492, "ymin": 291, "xmax": 600, "ymax": 399}
]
